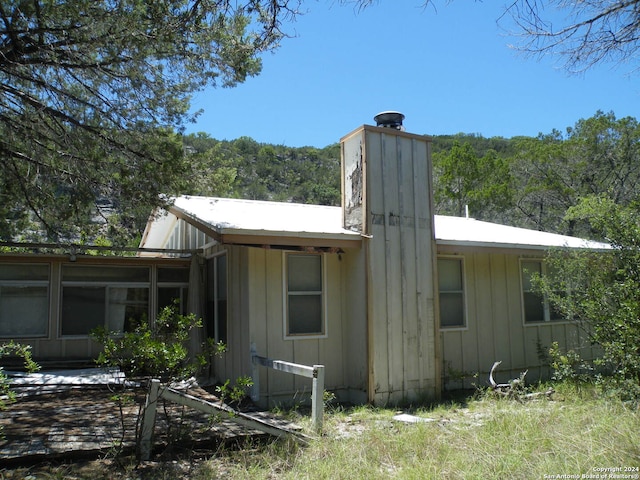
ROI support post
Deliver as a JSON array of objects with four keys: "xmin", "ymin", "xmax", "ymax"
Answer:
[
  {"xmin": 140, "ymin": 379, "xmax": 160, "ymax": 461},
  {"xmin": 311, "ymin": 365, "xmax": 325, "ymax": 433}
]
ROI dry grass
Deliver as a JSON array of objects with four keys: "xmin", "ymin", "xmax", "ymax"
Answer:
[{"xmin": 2, "ymin": 383, "xmax": 639, "ymax": 479}]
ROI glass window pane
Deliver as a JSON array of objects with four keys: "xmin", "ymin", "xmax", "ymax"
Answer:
[
  {"xmin": 439, "ymin": 292, "xmax": 464, "ymax": 327},
  {"xmin": 288, "ymin": 295, "xmax": 322, "ymax": 335},
  {"xmin": 288, "ymin": 255, "xmax": 321, "ymax": 291},
  {"xmin": 217, "ymin": 255, "xmax": 227, "ymax": 299},
  {"xmin": 157, "ymin": 267, "xmax": 190, "ymax": 283},
  {"xmin": 0, "ymin": 264, "xmax": 49, "ymax": 281},
  {"xmin": 61, "ymin": 287, "xmax": 105, "ymax": 336},
  {"xmin": 158, "ymin": 287, "xmax": 186, "ymax": 313},
  {"xmin": 521, "ymin": 261, "xmax": 541, "ymax": 291},
  {"xmin": 438, "ymin": 258, "xmax": 462, "ymax": 291},
  {"xmin": 0, "ymin": 286, "xmax": 48, "ymax": 336},
  {"xmin": 108, "ymin": 287, "xmax": 149, "ymax": 333},
  {"xmin": 523, "ymin": 292, "xmax": 545, "ymax": 323},
  {"xmin": 62, "ymin": 265, "xmax": 149, "ymax": 282},
  {"xmin": 216, "ymin": 255, "xmax": 227, "ymax": 343},
  {"xmin": 206, "ymin": 255, "xmax": 227, "ymax": 342}
]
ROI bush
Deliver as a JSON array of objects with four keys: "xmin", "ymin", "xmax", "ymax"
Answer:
[{"xmin": 91, "ymin": 301, "xmax": 217, "ymax": 382}]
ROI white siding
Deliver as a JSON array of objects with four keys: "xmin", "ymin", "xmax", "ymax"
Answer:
[{"xmin": 440, "ymin": 250, "xmax": 598, "ymax": 389}]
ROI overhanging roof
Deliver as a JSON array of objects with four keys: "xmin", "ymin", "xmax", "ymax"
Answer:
[
  {"xmin": 142, "ymin": 196, "xmax": 363, "ymax": 250},
  {"xmin": 434, "ymin": 215, "xmax": 610, "ymax": 251},
  {"xmin": 140, "ymin": 195, "xmax": 609, "ymax": 252}
]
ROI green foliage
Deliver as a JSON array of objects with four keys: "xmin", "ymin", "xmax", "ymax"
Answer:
[
  {"xmin": 433, "ymin": 140, "xmax": 513, "ymax": 221},
  {"xmin": 538, "ymin": 198, "xmax": 640, "ymax": 401},
  {"xmin": 92, "ymin": 301, "xmax": 205, "ymax": 381},
  {"xmin": 510, "ymin": 111, "xmax": 640, "ymax": 235},
  {"xmin": 0, "ymin": 342, "xmax": 39, "ymax": 438},
  {"xmin": 0, "ymin": 0, "xmax": 294, "ymax": 242},
  {"xmin": 182, "ymin": 133, "xmax": 341, "ymax": 206},
  {"xmin": 215, "ymin": 375, "xmax": 254, "ymax": 404},
  {"xmin": 548, "ymin": 342, "xmax": 595, "ymax": 384}
]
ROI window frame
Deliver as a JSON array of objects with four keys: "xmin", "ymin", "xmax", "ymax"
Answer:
[
  {"xmin": 437, "ymin": 256, "xmax": 467, "ymax": 330},
  {"xmin": 283, "ymin": 252, "xmax": 327, "ymax": 340},
  {"xmin": 0, "ymin": 263, "xmax": 50, "ymax": 338},
  {"xmin": 520, "ymin": 258, "xmax": 565, "ymax": 325}
]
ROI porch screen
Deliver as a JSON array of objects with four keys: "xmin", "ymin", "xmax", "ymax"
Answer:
[
  {"xmin": 0, "ymin": 264, "xmax": 49, "ymax": 337},
  {"xmin": 61, "ymin": 266, "xmax": 149, "ymax": 336},
  {"xmin": 286, "ymin": 254, "xmax": 324, "ymax": 336}
]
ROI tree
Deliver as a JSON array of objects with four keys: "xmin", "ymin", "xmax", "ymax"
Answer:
[
  {"xmin": 184, "ymin": 134, "xmax": 241, "ymax": 198},
  {"xmin": 540, "ymin": 196, "xmax": 640, "ymax": 400},
  {"xmin": 0, "ymin": 0, "xmax": 301, "ymax": 242},
  {"xmin": 510, "ymin": 111, "xmax": 640, "ymax": 235},
  {"xmin": 433, "ymin": 141, "xmax": 513, "ymax": 221},
  {"xmin": 351, "ymin": 1, "xmax": 640, "ymax": 74},
  {"xmin": 502, "ymin": 0, "xmax": 640, "ymax": 73}
]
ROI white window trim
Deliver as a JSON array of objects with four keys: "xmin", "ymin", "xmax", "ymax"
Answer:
[
  {"xmin": 437, "ymin": 255, "xmax": 468, "ymax": 331},
  {"xmin": 282, "ymin": 252, "xmax": 328, "ymax": 340},
  {"xmin": 520, "ymin": 257, "xmax": 571, "ymax": 326}
]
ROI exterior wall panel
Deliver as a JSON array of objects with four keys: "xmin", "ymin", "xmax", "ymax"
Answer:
[{"xmin": 441, "ymin": 250, "xmax": 599, "ymax": 389}]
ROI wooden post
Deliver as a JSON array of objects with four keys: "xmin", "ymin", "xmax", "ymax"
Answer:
[
  {"xmin": 311, "ymin": 365, "xmax": 325, "ymax": 433},
  {"xmin": 140, "ymin": 379, "xmax": 160, "ymax": 461}
]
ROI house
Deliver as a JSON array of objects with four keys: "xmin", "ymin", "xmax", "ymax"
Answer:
[
  {"xmin": 1, "ymin": 115, "xmax": 607, "ymax": 406},
  {"xmin": 138, "ymin": 116, "xmax": 607, "ymax": 406}
]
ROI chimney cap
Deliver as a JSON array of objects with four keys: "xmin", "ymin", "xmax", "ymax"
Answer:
[{"xmin": 374, "ymin": 111, "xmax": 405, "ymax": 130}]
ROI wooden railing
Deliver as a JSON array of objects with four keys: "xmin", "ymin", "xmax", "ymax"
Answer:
[
  {"xmin": 140, "ymin": 379, "xmax": 309, "ymax": 460},
  {"xmin": 250, "ymin": 343, "xmax": 325, "ymax": 433}
]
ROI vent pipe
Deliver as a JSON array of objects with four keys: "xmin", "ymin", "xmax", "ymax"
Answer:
[{"xmin": 374, "ymin": 111, "xmax": 405, "ymax": 131}]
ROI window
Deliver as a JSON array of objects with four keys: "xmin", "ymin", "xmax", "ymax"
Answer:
[
  {"xmin": 206, "ymin": 254, "xmax": 227, "ymax": 343},
  {"xmin": 285, "ymin": 254, "xmax": 325, "ymax": 337},
  {"xmin": 157, "ymin": 267, "xmax": 190, "ymax": 314},
  {"xmin": 61, "ymin": 266, "xmax": 149, "ymax": 336},
  {"xmin": 521, "ymin": 259, "xmax": 562, "ymax": 323},
  {"xmin": 438, "ymin": 257, "xmax": 466, "ymax": 328},
  {"xmin": 0, "ymin": 264, "xmax": 49, "ymax": 337}
]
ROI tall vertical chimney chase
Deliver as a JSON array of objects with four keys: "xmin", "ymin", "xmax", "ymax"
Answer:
[{"xmin": 373, "ymin": 111, "xmax": 405, "ymax": 131}]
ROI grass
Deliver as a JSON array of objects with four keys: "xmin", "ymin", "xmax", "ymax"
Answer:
[{"xmin": 2, "ymin": 382, "xmax": 639, "ymax": 479}]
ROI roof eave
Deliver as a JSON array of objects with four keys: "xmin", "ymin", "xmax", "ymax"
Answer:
[{"xmin": 436, "ymin": 239, "xmax": 610, "ymax": 251}]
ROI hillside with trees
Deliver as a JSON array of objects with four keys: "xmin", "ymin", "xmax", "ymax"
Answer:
[{"xmin": 182, "ymin": 110, "xmax": 639, "ymax": 242}]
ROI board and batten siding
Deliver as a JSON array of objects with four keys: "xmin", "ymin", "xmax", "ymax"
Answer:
[
  {"xmin": 342, "ymin": 125, "xmax": 439, "ymax": 405},
  {"xmin": 245, "ymin": 247, "xmax": 355, "ymax": 407},
  {"xmin": 439, "ymin": 249, "xmax": 597, "ymax": 389}
]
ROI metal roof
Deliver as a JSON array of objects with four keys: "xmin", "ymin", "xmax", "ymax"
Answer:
[
  {"xmin": 172, "ymin": 195, "xmax": 360, "ymax": 240},
  {"xmin": 141, "ymin": 196, "xmax": 609, "ymax": 251},
  {"xmin": 434, "ymin": 215, "xmax": 609, "ymax": 251}
]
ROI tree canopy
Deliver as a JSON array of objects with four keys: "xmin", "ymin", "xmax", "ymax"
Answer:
[
  {"xmin": 0, "ymin": 0, "xmax": 300, "ymax": 243},
  {"xmin": 503, "ymin": 0, "xmax": 640, "ymax": 73}
]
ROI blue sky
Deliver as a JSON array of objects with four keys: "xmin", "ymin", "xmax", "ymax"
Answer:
[{"xmin": 186, "ymin": 1, "xmax": 639, "ymax": 148}]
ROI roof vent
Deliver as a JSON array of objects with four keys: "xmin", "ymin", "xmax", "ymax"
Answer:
[{"xmin": 374, "ymin": 111, "xmax": 405, "ymax": 130}]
